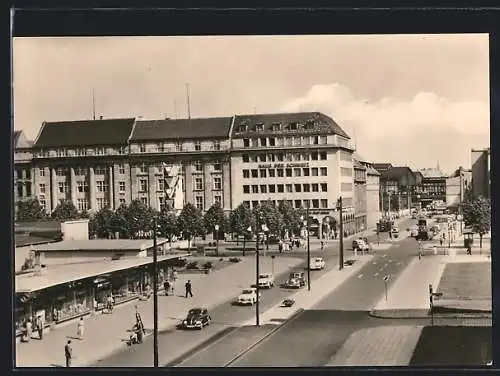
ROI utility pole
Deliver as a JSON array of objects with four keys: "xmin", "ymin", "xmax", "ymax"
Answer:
[
  {"xmin": 186, "ymin": 83, "xmax": 191, "ymax": 120},
  {"xmin": 255, "ymin": 216, "xmax": 261, "ymax": 326},
  {"xmin": 306, "ymin": 203, "xmax": 311, "ymax": 291},
  {"xmin": 337, "ymin": 197, "xmax": 344, "ymax": 271},
  {"xmin": 152, "ymin": 216, "xmax": 159, "ymax": 367}
]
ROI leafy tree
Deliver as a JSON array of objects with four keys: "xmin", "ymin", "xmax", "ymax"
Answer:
[
  {"xmin": 177, "ymin": 203, "xmax": 204, "ymax": 250},
  {"xmin": 16, "ymin": 198, "xmax": 46, "ymax": 222},
  {"xmin": 229, "ymin": 203, "xmax": 255, "ymax": 253},
  {"xmin": 252, "ymin": 200, "xmax": 282, "ymax": 237},
  {"xmin": 113, "ymin": 204, "xmax": 132, "ymax": 239},
  {"xmin": 51, "ymin": 200, "xmax": 80, "ymax": 222},
  {"xmin": 158, "ymin": 205, "xmax": 179, "ymax": 248},
  {"xmin": 124, "ymin": 199, "xmax": 154, "ymax": 238},
  {"xmin": 88, "ymin": 207, "xmax": 115, "ymax": 239},
  {"xmin": 278, "ymin": 200, "xmax": 302, "ymax": 237},
  {"xmin": 204, "ymin": 202, "xmax": 227, "ymax": 235},
  {"xmin": 462, "ymin": 196, "xmax": 491, "ymax": 248}
]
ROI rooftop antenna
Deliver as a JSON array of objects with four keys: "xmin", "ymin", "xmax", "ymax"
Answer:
[
  {"xmin": 92, "ymin": 87, "xmax": 96, "ymax": 120},
  {"xmin": 186, "ymin": 83, "xmax": 191, "ymax": 120}
]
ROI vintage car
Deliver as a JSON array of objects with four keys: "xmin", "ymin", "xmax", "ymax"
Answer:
[
  {"xmin": 284, "ymin": 271, "xmax": 306, "ymax": 288},
  {"xmin": 309, "ymin": 257, "xmax": 326, "ymax": 270},
  {"xmin": 352, "ymin": 238, "xmax": 369, "ymax": 251},
  {"xmin": 237, "ymin": 288, "xmax": 261, "ymax": 305},
  {"xmin": 177, "ymin": 307, "xmax": 211, "ymax": 330},
  {"xmin": 258, "ymin": 273, "xmax": 275, "ymax": 289}
]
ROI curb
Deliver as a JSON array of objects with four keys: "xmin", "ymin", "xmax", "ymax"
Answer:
[
  {"xmin": 369, "ymin": 309, "xmax": 492, "ymax": 320},
  {"xmin": 223, "ymin": 308, "xmax": 305, "ymax": 367}
]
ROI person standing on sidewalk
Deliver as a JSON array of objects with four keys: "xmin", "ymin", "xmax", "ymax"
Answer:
[
  {"xmin": 76, "ymin": 317, "xmax": 85, "ymax": 340},
  {"xmin": 164, "ymin": 280, "xmax": 170, "ymax": 296},
  {"xmin": 64, "ymin": 340, "xmax": 73, "ymax": 367},
  {"xmin": 185, "ymin": 280, "xmax": 193, "ymax": 298},
  {"xmin": 24, "ymin": 319, "xmax": 32, "ymax": 342},
  {"xmin": 35, "ymin": 316, "xmax": 43, "ymax": 340}
]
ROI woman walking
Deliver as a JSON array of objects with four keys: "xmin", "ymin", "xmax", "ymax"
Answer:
[{"xmin": 76, "ymin": 317, "xmax": 85, "ymax": 339}]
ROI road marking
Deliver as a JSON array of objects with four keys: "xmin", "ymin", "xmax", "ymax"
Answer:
[
  {"xmin": 358, "ymin": 274, "xmax": 363, "ymax": 279},
  {"xmin": 396, "ymin": 262, "xmax": 401, "ymax": 265},
  {"xmin": 374, "ymin": 272, "xmax": 379, "ymax": 277},
  {"xmin": 388, "ymin": 259, "xmax": 392, "ymax": 262},
  {"xmin": 372, "ymin": 262, "xmax": 377, "ymax": 265}
]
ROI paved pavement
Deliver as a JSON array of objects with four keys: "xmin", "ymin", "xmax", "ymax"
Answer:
[
  {"xmin": 327, "ymin": 326, "xmax": 424, "ymax": 366},
  {"xmin": 16, "ymin": 255, "xmax": 302, "ymax": 368}
]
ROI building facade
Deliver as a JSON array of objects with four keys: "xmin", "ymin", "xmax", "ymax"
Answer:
[
  {"xmin": 446, "ymin": 167, "xmax": 472, "ymax": 211},
  {"xmin": 229, "ymin": 112, "xmax": 355, "ymax": 237},
  {"xmin": 471, "ymin": 148, "xmax": 490, "ymax": 198},
  {"xmin": 14, "ymin": 131, "xmax": 35, "ymax": 216},
  {"xmin": 417, "ymin": 167, "xmax": 447, "ymax": 208},
  {"xmin": 375, "ymin": 165, "xmax": 416, "ymax": 213}
]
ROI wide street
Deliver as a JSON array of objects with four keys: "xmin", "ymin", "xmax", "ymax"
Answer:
[{"xmin": 91, "ymin": 218, "xmax": 417, "ymax": 367}]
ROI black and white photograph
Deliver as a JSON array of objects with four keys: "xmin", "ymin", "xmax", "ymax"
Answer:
[{"xmin": 13, "ymin": 33, "xmax": 491, "ymax": 368}]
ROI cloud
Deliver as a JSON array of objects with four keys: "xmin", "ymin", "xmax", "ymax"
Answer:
[{"xmin": 280, "ymin": 83, "xmax": 489, "ymax": 172}]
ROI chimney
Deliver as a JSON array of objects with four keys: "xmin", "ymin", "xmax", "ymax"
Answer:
[{"xmin": 100, "ymin": 115, "xmax": 103, "ymax": 120}]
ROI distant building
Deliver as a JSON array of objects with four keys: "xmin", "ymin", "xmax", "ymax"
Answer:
[
  {"xmin": 353, "ymin": 152, "xmax": 380, "ymax": 232},
  {"xmin": 14, "ymin": 130, "xmax": 35, "ymax": 217},
  {"xmin": 417, "ymin": 167, "xmax": 447, "ymax": 209},
  {"xmin": 446, "ymin": 167, "xmax": 472, "ymax": 211},
  {"xmin": 471, "ymin": 148, "xmax": 490, "ymax": 198},
  {"xmin": 375, "ymin": 165, "xmax": 417, "ymax": 213}
]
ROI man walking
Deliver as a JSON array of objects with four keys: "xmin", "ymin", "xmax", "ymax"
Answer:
[
  {"xmin": 64, "ymin": 340, "xmax": 72, "ymax": 367},
  {"xmin": 185, "ymin": 280, "xmax": 193, "ymax": 298},
  {"xmin": 36, "ymin": 316, "xmax": 43, "ymax": 340},
  {"xmin": 164, "ymin": 280, "xmax": 170, "ymax": 296}
]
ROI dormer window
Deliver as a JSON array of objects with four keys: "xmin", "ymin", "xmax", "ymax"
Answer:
[
  {"xmin": 255, "ymin": 123, "xmax": 264, "ymax": 132},
  {"xmin": 194, "ymin": 141, "xmax": 202, "ymax": 151},
  {"xmin": 96, "ymin": 147, "xmax": 105, "ymax": 155},
  {"xmin": 271, "ymin": 122, "xmax": 281, "ymax": 131},
  {"xmin": 238, "ymin": 123, "xmax": 249, "ymax": 132},
  {"xmin": 289, "ymin": 122, "xmax": 298, "ymax": 131},
  {"xmin": 139, "ymin": 144, "xmax": 146, "ymax": 153},
  {"xmin": 305, "ymin": 119, "xmax": 315, "ymax": 129}
]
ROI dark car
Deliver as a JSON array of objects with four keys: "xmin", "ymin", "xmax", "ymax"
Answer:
[{"xmin": 177, "ymin": 307, "xmax": 211, "ymax": 330}]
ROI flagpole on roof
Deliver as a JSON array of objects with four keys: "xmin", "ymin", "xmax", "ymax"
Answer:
[
  {"xmin": 186, "ymin": 83, "xmax": 191, "ymax": 120},
  {"xmin": 92, "ymin": 87, "xmax": 96, "ymax": 120}
]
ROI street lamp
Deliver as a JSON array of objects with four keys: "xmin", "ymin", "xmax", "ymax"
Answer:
[
  {"xmin": 253, "ymin": 216, "xmax": 264, "ymax": 327},
  {"xmin": 214, "ymin": 224, "xmax": 220, "ymax": 257},
  {"xmin": 336, "ymin": 197, "xmax": 344, "ymax": 271},
  {"xmin": 133, "ymin": 216, "xmax": 159, "ymax": 367},
  {"xmin": 300, "ymin": 205, "xmax": 311, "ymax": 291}
]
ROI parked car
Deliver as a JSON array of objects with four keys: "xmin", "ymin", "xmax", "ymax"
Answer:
[
  {"xmin": 284, "ymin": 271, "xmax": 306, "ymax": 288},
  {"xmin": 258, "ymin": 273, "xmax": 274, "ymax": 288},
  {"xmin": 177, "ymin": 307, "xmax": 211, "ymax": 330},
  {"xmin": 237, "ymin": 288, "xmax": 260, "ymax": 305},
  {"xmin": 352, "ymin": 238, "xmax": 369, "ymax": 252},
  {"xmin": 309, "ymin": 257, "xmax": 326, "ymax": 270},
  {"xmin": 409, "ymin": 226, "xmax": 419, "ymax": 237},
  {"xmin": 391, "ymin": 227, "xmax": 400, "ymax": 238}
]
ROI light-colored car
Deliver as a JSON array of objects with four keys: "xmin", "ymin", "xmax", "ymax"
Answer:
[
  {"xmin": 284, "ymin": 278, "xmax": 302, "ymax": 289},
  {"xmin": 410, "ymin": 226, "xmax": 419, "ymax": 237},
  {"xmin": 353, "ymin": 238, "xmax": 369, "ymax": 251},
  {"xmin": 258, "ymin": 273, "xmax": 274, "ymax": 288},
  {"xmin": 237, "ymin": 288, "xmax": 261, "ymax": 305},
  {"xmin": 309, "ymin": 257, "xmax": 326, "ymax": 270}
]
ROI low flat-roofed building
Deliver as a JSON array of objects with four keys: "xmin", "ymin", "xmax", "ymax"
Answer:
[{"xmin": 31, "ymin": 238, "xmax": 171, "ymax": 266}]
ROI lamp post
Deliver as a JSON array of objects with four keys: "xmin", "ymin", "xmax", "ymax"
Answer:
[
  {"xmin": 252, "ymin": 220, "xmax": 261, "ymax": 326},
  {"xmin": 336, "ymin": 197, "xmax": 344, "ymax": 271},
  {"xmin": 133, "ymin": 216, "xmax": 159, "ymax": 367},
  {"xmin": 300, "ymin": 204, "xmax": 311, "ymax": 291},
  {"xmin": 214, "ymin": 224, "xmax": 220, "ymax": 257}
]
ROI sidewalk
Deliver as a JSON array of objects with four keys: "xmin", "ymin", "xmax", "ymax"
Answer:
[
  {"xmin": 373, "ymin": 255, "xmax": 447, "ymax": 312},
  {"xmin": 242, "ymin": 255, "xmax": 374, "ymax": 326},
  {"xmin": 16, "ymin": 255, "xmax": 303, "ymax": 368}
]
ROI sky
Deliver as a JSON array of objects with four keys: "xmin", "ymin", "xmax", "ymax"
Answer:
[{"xmin": 12, "ymin": 34, "xmax": 490, "ymax": 175}]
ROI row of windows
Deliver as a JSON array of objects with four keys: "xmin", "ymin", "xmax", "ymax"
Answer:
[
  {"xmin": 242, "ymin": 199, "xmax": 329, "ymax": 210},
  {"xmin": 35, "ymin": 146, "xmax": 128, "ymax": 159},
  {"xmin": 243, "ymin": 183, "xmax": 328, "ymax": 194},
  {"xmin": 15, "ymin": 169, "xmax": 31, "ymax": 180},
  {"xmin": 242, "ymin": 135, "xmax": 328, "ymax": 148},
  {"xmin": 137, "ymin": 140, "xmax": 222, "ymax": 153},
  {"xmin": 242, "ymin": 151, "xmax": 328, "ymax": 163},
  {"xmin": 16, "ymin": 182, "xmax": 32, "ymax": 198},
  {"xmin": 243, "ymin": 167, "xmax": 328, "ymax": 179}
]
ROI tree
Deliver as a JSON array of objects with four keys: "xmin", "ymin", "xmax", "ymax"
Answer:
[
  {"xmin": 203, "ymin": 203, "xmax": 227, "ymax": 236},
  {"xmin": 114, "ymin": 203, "xmax": 132, "ymax": 239},
  {"xmin": 88, "ymin": 207, "xmax": 115, "ymax": 239},
  {"xmin": 177, "ymin": 203, "xmax": 204, "ymax": 250},
  {"xmin": 229, "ymin": 203, "xmax": 255, "ymax": 253},
  {"xmin": 253, "ymin": 200, "xmax": 282, "ymax": 237},
  {"xmin": 51, "ymin": 200, "xmax": 80, "ymax": 222},
  {"xmin": 158, "ymin": 205, "xmax": 178, "ymax": 248},
  {"xmin": 462, "ymin": 196, "xmax": 491, "ymax": 248},
  {"xmin": 16, "ymin": 198, "xmax": 46, "ymax": 222},
  {"xmin": 124, "ymin": 200, "xmax": 154, "ymax": 238},
  {"xmin": 278, "ymin": 200, "xmax": 302, "ymax": 237}
]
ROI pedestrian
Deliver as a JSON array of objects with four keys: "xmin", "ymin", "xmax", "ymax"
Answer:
[
  {"xmin": 185, "ymin": 280, "xmax": 193, "ymax": 298},
  {"xmin": 439, "ymin": 237, "xmax": 443, "ymax": 247},
  {"xmin": 76, "ymin": 317, "xmax": 84, "ymax": 339},
  {"xmin": 278, "ymin": 240, "xmax": 283, "ymax": 253},
  {"xmin": 320, "ymin": 241, "xmax": 324, "ymax": 251},
  {"xmin": 368, "ymin": 242, "xmax": 373, "ymax": 254},
  {"xmin": 36, "ymin": 316, "xmax": 43, "ymax": 340},
  {"xmin": 164, "ymin": 280, "xmax": 170, "ymax": 296},
  {"xmin": 64, "ymin": 340, "xmax": 72, "ymax": 367},
  {"xmin": 466, "ymin": 244, "xmax": 472, "ymax": 255},
  {"xmin": 25, "ymin": 319, "xmax": 32, "ymax": 342},
  {"xmin": 106, "ymin": 295, "xmax": 114, "ymax": 312}
]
